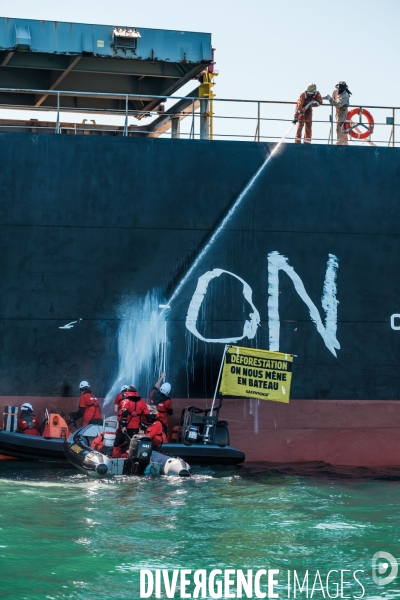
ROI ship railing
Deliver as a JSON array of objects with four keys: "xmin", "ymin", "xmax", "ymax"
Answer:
[{"xmin": 0, "ymin": 87, "xmax": 398, "ymax": 147}]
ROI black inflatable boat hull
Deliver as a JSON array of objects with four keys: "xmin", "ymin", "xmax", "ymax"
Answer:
[
  {"xmin": 64, "ymin": 425, "xmax": 192, "ymax": 478},
  {"xmin": 0, "ymin": 430, "xmax": 66, "ymax": 461},
  {"xmin": 0, "ymin": 433, "xmax": 245, "ymax": 465},
  {"xmin": 161, "ymin": 443, "xmax": 245, "ymax": 465}
]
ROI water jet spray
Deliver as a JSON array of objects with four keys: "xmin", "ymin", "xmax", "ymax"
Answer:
[
  {"xmin": 164, "ymin": 123, "xmax": 295, "ymax": 312},
  {"xmin": 104, "ymin": 125, "xmax": 294, "ymax": 407}
]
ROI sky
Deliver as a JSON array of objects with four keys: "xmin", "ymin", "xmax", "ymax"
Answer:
[{"xmin": 2, "ymin": 0, "xmax": 399, "ymax": 143}]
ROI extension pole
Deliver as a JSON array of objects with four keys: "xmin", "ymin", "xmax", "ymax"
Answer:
[
  {"xmin": 159, "ymin": 304, "xmax": 171, "ymax": 380},
  {"xmin": 204, "ymin": 345, "xmax": 228, "ymax": 444},
  {"xmin": 210, "ymin": 344, "xmax": 228, "ymax": 415}
]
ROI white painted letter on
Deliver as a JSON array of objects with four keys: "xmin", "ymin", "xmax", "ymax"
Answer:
[
  {"xmin": 268, "ymin": 252, "xmax": 340, "ymax": 357},
  {"xmin": 186, "ymin": 268, "xmax": 260, "ymax": 343}
]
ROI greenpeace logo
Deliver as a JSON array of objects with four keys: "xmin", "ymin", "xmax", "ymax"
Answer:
[{"xmin": 245, "ymin": 390, "xmax": 269, "ymax": 397}]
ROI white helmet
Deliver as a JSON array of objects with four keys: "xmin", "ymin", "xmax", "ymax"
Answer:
[
  {"xmin": 21, "ymin": 402, "xmax": 33, "ymax": 412},
  {"xmin": 120, "ymin": 385, "xmax": 128, "ymax": 392},
  {"xmin": 79, "ymin": 380, "xmax": 90, "ymax": 390},
  {"xmin": 306, "ymin": 83, "xmax": 317, "ymax": 94},
  {"xmin": 160, "ymin": 383, "xmax": 171, "ymax": 396}
]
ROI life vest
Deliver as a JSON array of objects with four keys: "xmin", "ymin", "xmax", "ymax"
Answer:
[
  {"xmin": 117, "ymin": 399, "xmax": 137, "ymax": 427},
  {"xmin": 150, "ymin": 389, "xmax": 172, "ymax": 430},
  {"xmin": 150, "ymin": 389, "xmax": 166, "ymax": 407},
  {"xmin": 91, "ymin": 432, "xmax": 105, "ymax": 452},
  {"xmin": 146, "ymin": 420, "xmax": 165, "ymax": 447},
  {"xmin": 118, "ymin": 395, "xmax": 149, "ymax": 430},
  {"xmin": 155, "ymin": 401, "xmax": 172, "ymax": 429},
  {"xmin": 111, "ymin": 447, "xmax": 129, "ymax": 459},
  {"xmin": 161, "ymin": 421, "xmax": 168, "ymax": 444},
  {"xmin": 18, "ymin": 413, "xmax": 41, "ymax": 436},
  {"xmin": 80, "ymin": 392, "xmax": 102, "ymax": 426}
]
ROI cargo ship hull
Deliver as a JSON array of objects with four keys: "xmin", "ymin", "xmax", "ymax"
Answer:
[{"xmin": 1, "ymin": 134, "xmax": 400, "ymax": 468}]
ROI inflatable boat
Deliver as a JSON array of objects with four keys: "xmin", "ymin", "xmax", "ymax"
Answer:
[
  {"xmin": 64, "ymin": 420, "xmax": 192, "ymax": 478},
  {"xmin": 0, "ymin": 412, "xmax": 70, "ymax": 462},
  {"xmin": 161, "ymin": 400, "xmax": 245, "ymax": 466},
  {"xmin": 0, "ymin": 430, "xmax": 66, "ymax": 461},
  {"xmin": 0, "ymin": 399, "xmax": 244, "ymax": 467}
]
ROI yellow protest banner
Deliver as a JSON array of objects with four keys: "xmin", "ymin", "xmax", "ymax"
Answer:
[{"xmin": 219, "ymin": 345, "xmax": 293, "ymax": 403}]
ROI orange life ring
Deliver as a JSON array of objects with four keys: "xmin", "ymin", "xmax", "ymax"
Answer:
[{"xmin": 344, "ymin": 107, "xmax": 374, "ymax": 140}]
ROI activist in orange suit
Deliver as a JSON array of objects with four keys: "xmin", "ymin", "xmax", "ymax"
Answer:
[{"xmin": 294, "ymin": 83, "xmax": 323, "ymax": 144}]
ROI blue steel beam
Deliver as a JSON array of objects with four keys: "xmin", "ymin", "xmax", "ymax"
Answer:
[
  {"xmin": 0, "ymin": 18, "xmax": 212, "ymax": 109},
  {"xmin": 0, "ymin": 17, "xmax": 212, "ymax": 63}
]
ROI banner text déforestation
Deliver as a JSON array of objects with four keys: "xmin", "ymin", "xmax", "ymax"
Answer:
[{"xmin": 219, "ymin": 346, "xmax": 293, "ymax": 403}]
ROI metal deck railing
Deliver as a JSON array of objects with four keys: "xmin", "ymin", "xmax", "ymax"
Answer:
[{"xmin": 0, "ymin": 87, "xmax": 398, "ymax": 147}]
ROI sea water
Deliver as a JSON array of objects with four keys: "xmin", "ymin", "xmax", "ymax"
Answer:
[{"xmin": 0, "ymin": 463, "xmax": 400, "ymax": 600}]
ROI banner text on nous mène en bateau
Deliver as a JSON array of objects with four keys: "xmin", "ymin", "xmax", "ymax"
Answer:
[{"xmin": 219, "ymin": 346, "xmax": 293, "ymax": 403}]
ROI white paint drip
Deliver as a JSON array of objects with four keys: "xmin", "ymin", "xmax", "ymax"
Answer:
[
  {"xmin": 267, "ymin": 251, "xmax": 340, "ymax": 357},
  {"xmin": 103, "ymin": 291, "xmax": 165, "ymax": 408},
  {"xmin": 166, "ymin": 124, "xmax": 294, "ymax": 310},
  {"xmin": 322, "ymin": 254, "xmax": 340, "ymax": 346},
  {"xmin": 185, "ymin": 268, "xmax": 260, "ymax": 343}
]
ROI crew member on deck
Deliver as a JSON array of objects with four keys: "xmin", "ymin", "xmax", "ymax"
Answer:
[
  {"xmin": 69, "ymin": 381, "xmax": 103, "ymax": 426},
  {"xmin": 149, "ymin": 372, "xmax": 173, "ymax": 437},
  {"xmin": 325, "ymin": 81, "xmax": 351, "ymax": 146},
  {"xmin": 294, "ymin": 83, "xmax": 323, "ymax": 144},
  {"xmin": 18, "ymin": 403, "xmax": 41, "ymax": 436}
]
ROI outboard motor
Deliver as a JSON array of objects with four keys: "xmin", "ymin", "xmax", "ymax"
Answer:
[{"xmin": 128, "ymin": 435, "xmax": 152, "ymax": 474}]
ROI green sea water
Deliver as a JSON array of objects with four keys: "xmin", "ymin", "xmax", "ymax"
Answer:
[{"xmin": 0, "ymin": 463, "xmax": 400, "ymax": 600}]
